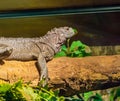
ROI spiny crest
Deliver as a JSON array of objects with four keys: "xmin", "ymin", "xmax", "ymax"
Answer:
[{"xmin": 46, "ymin": 27, "xmax": 70, "ymax": 35}]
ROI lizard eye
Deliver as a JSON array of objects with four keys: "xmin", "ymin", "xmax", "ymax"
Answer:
[{"xmin": 66, "ymin": 27, "xmax": 69, "ymax": 30}]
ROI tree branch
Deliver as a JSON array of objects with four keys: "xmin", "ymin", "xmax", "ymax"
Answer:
[{"xmin": 0, "ymin": 55, "xmax": 120, "ymax": 96}]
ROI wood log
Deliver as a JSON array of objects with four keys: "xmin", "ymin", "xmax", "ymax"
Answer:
[{"xmin": 0, "ymin": 55, "xmax": 120, "ymax": 96}]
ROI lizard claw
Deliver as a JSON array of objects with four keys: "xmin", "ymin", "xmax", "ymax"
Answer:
[{"xmin": 39, "ymin": 74, "xmax": 48, "ymax": 87}]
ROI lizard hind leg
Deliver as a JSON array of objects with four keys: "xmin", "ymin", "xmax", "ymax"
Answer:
[
  {"xmin": 0, "ymin": 44, "xmax": 13, "ymax": 60},
  {"xmin": 37, "ymin": 53, "xmax": 48, "ymax": 87}
]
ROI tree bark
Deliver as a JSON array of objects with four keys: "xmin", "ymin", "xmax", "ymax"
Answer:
[{"xmin": 0, "ymin": 55, "xmax": 120, "ymax": 96}]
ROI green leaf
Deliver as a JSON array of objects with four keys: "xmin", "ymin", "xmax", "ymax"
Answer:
[
  {"xmin": 71, "ymin": 51, "xmax": 81, "ymax": 57},
  {"xmin": 70, "ymin": 41, "xmax": 83, "ymax": 51},
  {"xmin": 53, "ymin": 90, "xmax": 59, "ymax": 96},
  {"xmin": 0, "ymin": 97, "xmax": 6, "ymax": 101},
  {"xmin": 0, "ymin": 83, "xmax": 11, "ymax": 93},
  {"xmin": 83, "ymin": 91, "xmax": 94, "ymax": 101},
  {"xmin": 54, "ymin": 51, "xmax": 66, "ymax": 57},
  {"xmin": 73, "ymin": 28, "xmax": 78, "ymax": 35},
  {"xmin": 58, "ymin": 96, "xmax": 65, "ymax": 101},
  {"xmin": 61, "ymin": 45, "xmax": 67, "ymax": 52},
  {"xmin": 12, "ymin": 80, "xmax": 23, "ymax": 89},
  {"xmin": 21, "ymin": 86, "xmax": 39, "ymax": 101},
  {"xmin": 74, "ymin": 50, "xmax": 81, "ymax": 55},
  {"xmin": 110, "ymin": 87, "xmax": 120, "ymax": 101},
  {"xmin": 54, "ymin": 45, "xmax": 67, "ymax": 57},
  {"xmin": 94, "ymin": 93, "xmax": 103, "ymax": 101}
]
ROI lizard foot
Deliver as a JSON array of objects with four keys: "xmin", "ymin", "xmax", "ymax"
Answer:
[{"xmin": 38, "ymin": 74, "xmax": 48, "ymax": 87}]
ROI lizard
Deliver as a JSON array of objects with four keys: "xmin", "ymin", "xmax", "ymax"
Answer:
[{"xmin": 0, "ymin": 27, "xmax": 77, "ymax": 86}]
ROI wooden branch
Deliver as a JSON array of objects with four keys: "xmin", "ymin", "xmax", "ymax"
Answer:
[{"xmin": 0, "ymin": 55, "xmax": 120, "ymax": 96}]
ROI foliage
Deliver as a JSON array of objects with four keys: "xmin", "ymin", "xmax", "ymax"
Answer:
[
  {"xmin": 110, "ymin": 87, "xmax": 120, "ymax": 101},
  {"xmin": 65, "ymin": 91, "xmax": 102, "ymax": 101},
  {"xmin": 82, "ymin": 92, "xmax": 102, "ymax": 101},
  {"xmin": 65, "ymin": 87, "xmax": 120, "ymax": 101},
  {"xmin": 0, "ymin": 80, "xmax": 65, "ymax": 101},
  {"xmin": 3, "ymin": 81, "xmax": 120, "ymax": 101},
  {"xmin": 55, "ymin": 40, "xmax": 91, "ymax": 57}
]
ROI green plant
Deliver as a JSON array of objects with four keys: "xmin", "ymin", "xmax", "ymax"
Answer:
[
  {"xmin": 110, "ymin": 87, "xmax": 120, "ymax": 101},
  {"xmin": 65, "ymin": 91, "xmax": 103, "ymax": 101},
  {"xmin": 55, "ymin": 40, "xmax": 91, "ymax": 57},
  {"xmin": 0, "ymin": 80, "xmax": 65, "ymax": 101},
  {"xmin": 67, "ymin": 87, "xmax": 120, "ymax": 101},
  {"xmin": 82, "ymin": 92, "xmax": 102, "ymax": 101}
]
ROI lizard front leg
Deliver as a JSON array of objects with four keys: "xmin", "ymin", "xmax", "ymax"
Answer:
[
  {"xmin": 37, "ymin": 52, "xmax": 48, "ymax": 87},
  {"xmin": 0, "ymin": 44, "xmax": 13, "ymax": 60}
]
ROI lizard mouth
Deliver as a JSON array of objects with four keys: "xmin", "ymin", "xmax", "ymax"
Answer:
[{"xmin": 73, "ymin": 28, "xmax": 78, "ymax": 35}]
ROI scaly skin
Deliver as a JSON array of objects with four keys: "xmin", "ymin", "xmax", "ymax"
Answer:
[{"xmin": 0, "ymin": 27, "xmax": 76, "ymax": 86}]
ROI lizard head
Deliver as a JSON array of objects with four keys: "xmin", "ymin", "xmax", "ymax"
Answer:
[
  {"xmin": 59, "ymin": 27, "xmax": 78, "ymax": 39},
  {"xmin": 47, "ymin": 26, "xmax": 77, "ymax": 39},
  {"xmin": 44, "ymin": 27, "xmax": 78, "ymax": 53},
  {"xmin": 63, "ymin": 27, "xmax": 77, "ymax": 38}
]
